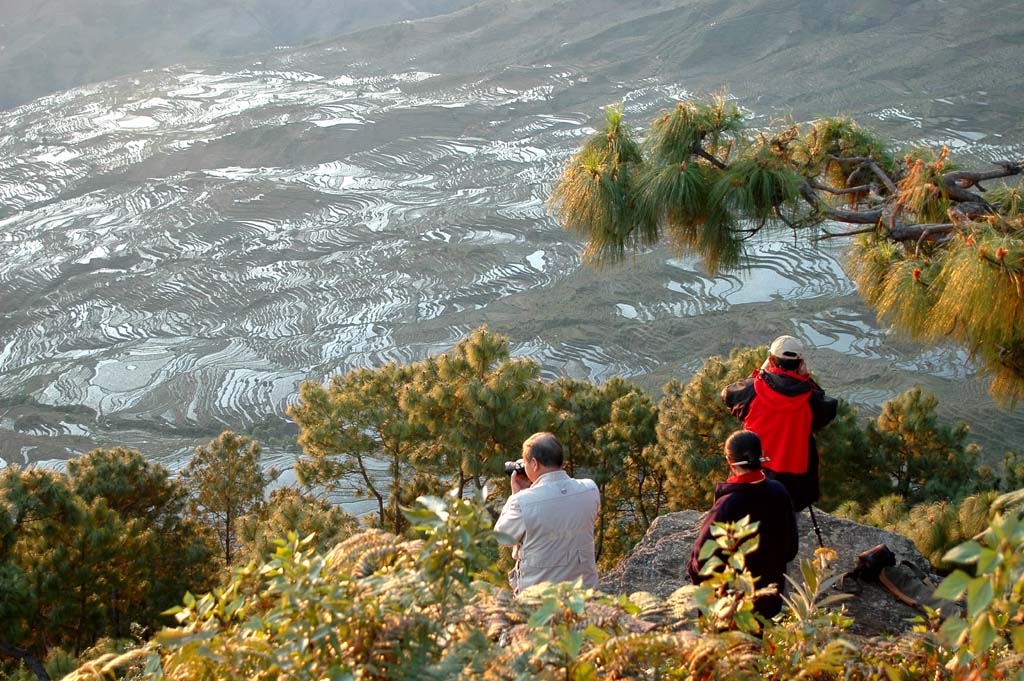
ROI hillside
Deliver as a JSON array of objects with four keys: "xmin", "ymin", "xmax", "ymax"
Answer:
[
  {"xmin": 289, "ymin": 0, "xmax": 1024, "ymax": 124},
  {"xmin": 0, "ymin": 0, "xmax": 479, "ymax": 109},
  {"xmin": 1, "ymin": 0, "xmax": 1023, "ymax": 469}
]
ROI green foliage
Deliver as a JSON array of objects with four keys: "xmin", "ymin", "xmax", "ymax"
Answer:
[
  {"xmin": 593, "ymin": 388, "xmax": 663, "ymax": 564},
  {"xmin": 402, "ymin": 326, "xmax": 548, "ymax": 494},
  {"xmin": 405, "ymin": 487, "xmax": 507, "ymax": 615},
  {"xmin": 549, "ymin": 105, "xmax": 653, "ymax": 266},
  {"xmin": 290, "ymin": 360, "xmax": 424, "ymax": 533},
  {"xmin": 937, "ymin": 512, "xmax": 1024, "ymax": 678},
  {"xmin": 238, "ymin": 487, "xmax": 361, "ymax": 560},
  {"xmin": 180, "ymin": 431, "xmax": 268, "ymax": 567},
  {"xmin": 553, "ymin": 98, "xmax": 1024, "ymax": 403},
  {"xmin": 850, "ymin": 208, "xmax": 1024, "ymax": 406},
  {"xmin": 691, "ymin": 515, "xmax": 765, "ymax": 635},
  {"xmin": 62, "ymin": 492, "xmax": 1024, "ymax": 681},
  {"xmin": 853, "ymin": 490, "xmax": 1003, "ymax": 572},
  {"xmin": 896, "ymin": 153, "xmax": 954, "ymax": 223},
  {"xmin": 988, "ymin": 183, "xmax": 1024, "ymax": 217},
  {"xmin": 67, "ymin": 447, "xmax": 219, "ymax": 633},
  {"xmin": 866, "ymin": 387, "xmax": 981, "ymax": 502},
  {"xmin": 815, "ymin": 399, "xmax": 889, "ymax": 510},
  {"xmin": 797, "ymin": 117, "xmax": 896, "ymax": 179},
  {"xmin": 763, "ymin": 549, "xmax": 856, "ymax": 679},
  {"xmin": 1000, "ymin": 450, "xmax": 1024, "ymax": 491},
  {"xmin": 656, "ymin": 346, "xmax": 759, "ymax": 510},
  {"xmin": 642, "ymin": 97, "xmax": 743, "ymax": 165},
  {"xmin": 545, "ymin": 375, "xmax": 613, "ymax": 476},
  {"xmin": 0, "ymin": 457, "xmax": 216, "ymax": 678},
  {"xmin": 112, "ymin": 489, "xmax": 509, "ymax": 680}
]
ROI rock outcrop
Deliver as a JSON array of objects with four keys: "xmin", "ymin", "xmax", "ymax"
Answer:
[{"xmin": 600, "ymin": 507, "xmax": 939, "ymax": 636}]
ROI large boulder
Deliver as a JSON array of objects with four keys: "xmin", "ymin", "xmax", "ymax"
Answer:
[{"xmin": 600, "ymin": 508, "xmax": 938, "ymax": 636}]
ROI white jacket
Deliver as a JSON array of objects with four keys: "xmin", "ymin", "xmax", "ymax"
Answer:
[{"xmin": 494, "ymin": 470, "xmax": 600, "ymax": 592}]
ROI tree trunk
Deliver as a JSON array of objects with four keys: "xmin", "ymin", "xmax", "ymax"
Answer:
[
  {"xmin": 0, "ymin": 639, "xmax": 50, "ymax": 681},
  {"xmin": 391, "ymin": 452, "xmax": 403, "ymax": 535},
  {"xmin": 595, "ymin": 482, "xmax": 607, "ymax": 561},
  {"xmin": 113, "ymin": 585, "xmax": 122, "ymax": 640},
  {"xmin": 225, "ymin": 505, "xmax": 233, "ymax": 566}
]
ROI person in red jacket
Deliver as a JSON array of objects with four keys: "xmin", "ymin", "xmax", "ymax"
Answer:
[{"xmin": 721, "ymin": 336, "xmax": 837, "ymax": 512}]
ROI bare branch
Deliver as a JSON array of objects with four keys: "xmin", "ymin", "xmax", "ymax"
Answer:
[
  {"xmin": 814, "ymin": 225, "xmax": 878, "ymax": 241},
  {"xmin": 941, "ymin": 161, "xmax": 1024, "ymax": 203},
  {"xmin": 799, "ymin": 183, "xmax": 883, "ymax": 224},
  {"xmin": 0, "ymin": 639, "xmax": 50, "ymax": 681},
  {"xmin": 809, "ymin": 179, "xmax": 875, "ymax": 195},
  {"xmin": 828, "ymin": 155, "xmax": 898, "ymax": 193},
  {"xmin": 886, "ymin": 221, "xmax": 957, "ymax": 242},
  {"xmin": 692, "ymin": 146, "xmax": 729, "ymax": 170}
]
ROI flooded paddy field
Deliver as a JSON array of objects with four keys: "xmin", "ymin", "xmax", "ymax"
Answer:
[{"xmin": 2, "ymin": 37, "xmax": 1023, "ymax": 508}]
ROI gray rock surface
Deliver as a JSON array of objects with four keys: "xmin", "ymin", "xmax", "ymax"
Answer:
[{"xmin": 600, "ymin": 508, "xmax": 939, "ymax": 636}]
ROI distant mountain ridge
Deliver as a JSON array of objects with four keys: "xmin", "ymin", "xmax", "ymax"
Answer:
[
  {"xmin": 0, "ymin": 0, "xmax": 479, "ymax": 109},
  {"xmin": 281, "ymin": 0, "xmax": 1024, "ymax": 124},
  {"xmin": 6, "ymin": 0, "xmax": 1023, "ymax": 120}
]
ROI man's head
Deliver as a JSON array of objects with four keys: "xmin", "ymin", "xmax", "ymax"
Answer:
[
  {"xmin": 724, "ymin": 430, "xmax": 764, "ymax": 473},
  {"xmin": 521, "ymin": 432, "xmax": 564, "ymax": 481},
  {"xmin": 768, "ymin": 335, "xmax": 804, "ymax": 372}
]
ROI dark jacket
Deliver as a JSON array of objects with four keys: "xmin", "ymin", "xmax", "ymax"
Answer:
[
  {"xmin": 721, "ymin": 368, "xmax": 837, "ymax": 511},
  {"xmin": 687, "ymin": 476, "xmax": 799, "ymax": 619}
]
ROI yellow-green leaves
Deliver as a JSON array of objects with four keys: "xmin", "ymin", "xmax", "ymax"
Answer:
[
  {"xmin": 936, "ymin": 512, "xmax": 1024, "ymax": 674},
  {"xmin": 691, "ymin": 515, "xmax": 764, "ymax": 636}
]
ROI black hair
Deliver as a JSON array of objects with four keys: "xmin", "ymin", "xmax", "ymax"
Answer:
[
  {"xmin": 774, "ymin": 356, "xmax": 802, "ymax": 372},
  {"xmin": 724, "ymin": 430, "xmax": 763, "ymax": 470},
  {"xmin": 523, "ymin": 432, "xmax": 564, "ymax": 468}
]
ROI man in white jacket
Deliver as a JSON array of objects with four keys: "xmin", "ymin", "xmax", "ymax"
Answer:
[{"xmin": 494, "ymin": 432, "xmax": 600, "ymax": 594}]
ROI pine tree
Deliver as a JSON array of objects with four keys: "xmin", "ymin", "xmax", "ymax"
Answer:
[
  {"xmin": 67, "ymin": 448, "xmax": 217, "ymax": 636},
  {"xmin": 814, "ymin": 400, "xmax": 889, "ymax": 510},
  {"xmin": 551, "ymin": 100, "xmax": 1024, "ymax": 404},
  {"xmin": 238, "ymin": 487, "xmax": 361, "ymax": 560},
  {"xmin": 593, "ymin": 387, "xmax": 662, "ymax": 563},
  {"xmin": 656, "ymin": 347, "xmax": 760, "ymax": 510},
  {"xmin": 866, "ymin": 387, "xmax": 981, "ymax": 503},
  {"xmin": 0, "ymin": 467, "xmax": 83, "ymax": 680},
  {"xmin": 402, "ymin": 326, "xmax": 548, "ymax": 495},
  {"xmin": 290, "ymin": 361, "xmax": 424, "ymax": 534},
  {"xmin": 180, "ymin": 431, "xmax": 267, "ymax": 567}
]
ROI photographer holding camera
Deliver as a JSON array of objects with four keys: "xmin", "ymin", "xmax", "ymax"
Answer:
[
  {"xmin": 720, "ymin": 335, "xmax": 837, "ymax": 512},
  {"xmin": 494, "ymin": 432, "xmax": 600, "ymax": 594}
]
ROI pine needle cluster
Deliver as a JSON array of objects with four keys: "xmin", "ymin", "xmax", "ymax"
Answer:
[
  {"xmin": 851, "ymin": 215, "xmax": 1024, "ymax": 404},
  {"xmin": 551, "ymin": 97, "xmax": 1024, "ymax": 401}
]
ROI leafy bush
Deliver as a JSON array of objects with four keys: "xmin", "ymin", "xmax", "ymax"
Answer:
[{"xmin": 60, "ymin": 490, "xmax": 1024, "ymax": 681}]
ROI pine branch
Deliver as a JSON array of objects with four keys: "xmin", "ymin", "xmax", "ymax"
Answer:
[
  {"xmin": 828, "ymin": 155, "xmax": 898, "ymax": 193},
  {"xmin": 809, "ymin": 179, "xmax": 875, "ymax": 195},
  {"xmin": 0, "ymin": 638, "xmax": 50, "ymax": 681},
  {"xmin": 885, "ymin": 221, "xmax": 956, "ymax": 242},
  {"xmin": 941, "ymin": 161, "xmax": 1024, "ymax": 204},
  {"xmin": 815, "ymin": 225, "xmax": 878, "ymax": 240},
  {"xmin": 799, "ymin": 183, "xmax": 883, "ymax": 224},
  {"xmin": 692, "ymin": 146, "xmax": 729, "ymax": 169}
]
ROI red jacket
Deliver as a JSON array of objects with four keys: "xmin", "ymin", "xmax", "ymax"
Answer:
[{"xmin": 721, "ymin": 368, "xmax": 837, "ymax": 510}]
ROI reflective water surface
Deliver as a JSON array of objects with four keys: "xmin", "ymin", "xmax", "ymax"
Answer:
[{"xmin": 2, "ymin": 58, "xmax": 1022, "ymax": 506}]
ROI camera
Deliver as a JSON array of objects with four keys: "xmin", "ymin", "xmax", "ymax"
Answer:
[{"xmin": 503, "ymin": 460, "xmax": 526, "ymax": 476}]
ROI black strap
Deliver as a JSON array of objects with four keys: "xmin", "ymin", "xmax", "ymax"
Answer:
[{"xmin": 808, "ymin": 506, "xmax": 825, "ymax": 549}]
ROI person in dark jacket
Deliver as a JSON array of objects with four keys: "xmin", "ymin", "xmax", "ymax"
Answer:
[
  {"xmin": 688, "ymin": 430, "xmax": 799, "ymax": 620},
  {"xmin": 720, "ymin": 335, "xmax": 838, "ymax": 512}
]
